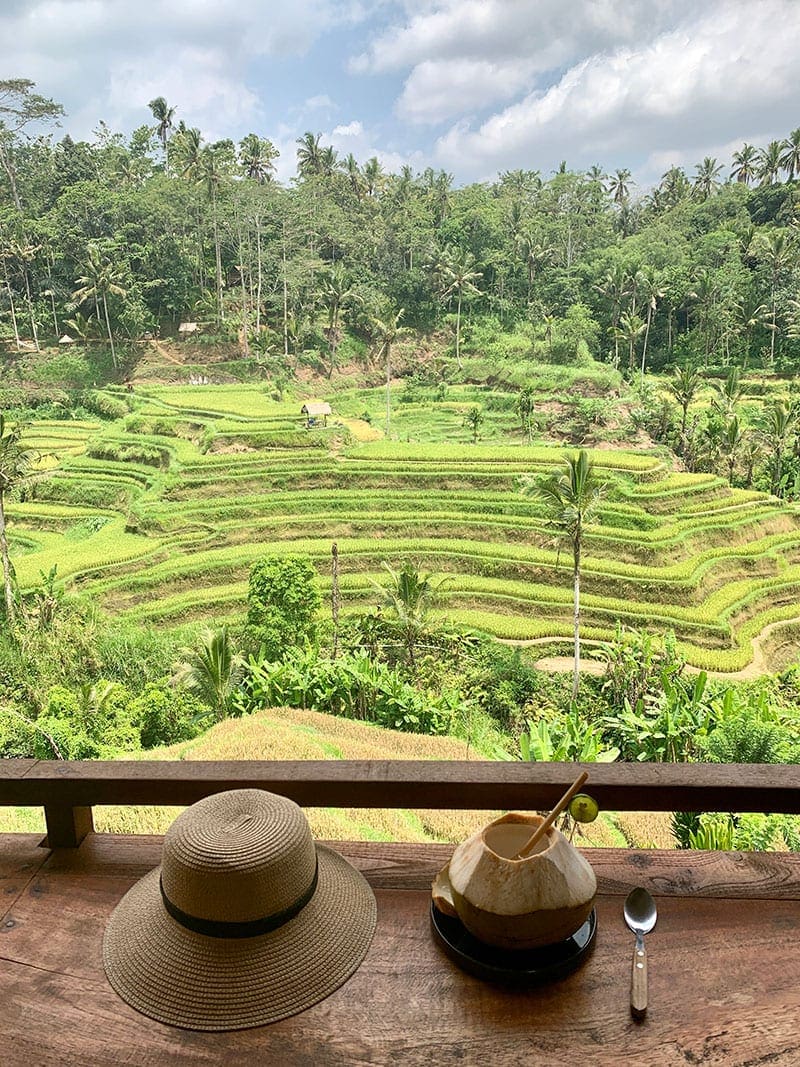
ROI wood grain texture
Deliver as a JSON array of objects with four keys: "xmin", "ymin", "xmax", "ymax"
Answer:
[
  {"xmin": 3, "ymin": 760, "xmax": 800, "ymax": 814},
  {"xmin": 1, "ymin": 834, "xmax": 800, "ymax": 1065}
]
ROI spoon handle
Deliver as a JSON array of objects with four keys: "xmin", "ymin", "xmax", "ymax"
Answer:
[{"xmin": 631, "ymin": 937, "xmax": 648, "ymax": 1019}]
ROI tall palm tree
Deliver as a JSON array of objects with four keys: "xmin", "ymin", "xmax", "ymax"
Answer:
[
  {"xmin": 759, "ymin": 232, "xmax": 792, "ymax": 365},
  {"xmin": 363, "ymin": 156, "xmax": 384, "ymax": 197},
  {"xmin": 296, "ymin": 132, "xmax": 323, "ymax": 177},
  {"xmin": 731, "ymin": 144, "xmax": 758, "ymax": 185},
  {"xmin": 669, "ymin": 363, "xmax": 701, "ymax": 446},
  {"xmin": 341, "ymin": 153, "xmax": 363, "ymax": 198},
  {"xmin": 319, "ymin": 145, "xmax": 338, "ymax": 177},
  {"xmin": 148, "ymin": 96, "xmax": 175, "ymax": 170},
  {"xmin": 0, "ymin": 413, "xmax": 37, "ymax": 626},
  {"xmin": 515, "ymin": 230, "xmax": 553, "ymax": 300},
  {"xmin": 72, "ymin": 245, "xmax": 127, "ymax": 368},
  {"xmin": 594, "ymin": 264, "xmax": 629, "ymax": 366},
  {"xmin": 757, "ymin": 141, "xmax": 784, "ymax": 185},
  {"xmin": 371, "ymin": 309, "xmax": 410, "ymax": 436},
  {"xmin": 527, "ymin": 451, "xmax": 605, "ymax": 699},
  {"xmin": 238, "ymin": 133, "xmax": 277, "ymax": 183},
  {"xmin": 638, "ymin": 267, "xmax": 663, "ymax": 381},
  {"xmin": 614, "ymin": 310, "xmax": 646, "ymax": 371},
  {"xmin": 196, "ymin": 145, "xmax": 230, "ymax": 322},
  {"xmin": 606, "ymin": 168, "xmax": 633, "ymax": 204},
  {"xmin": 440, "ymin": 247, "xmax": 483, "ymax": 369},
  {"xmin": 780, "ymin": 128, "xmax": 800, "ymax": 181},
  {"xmin": 693, "ymin": 157, "xmax": 723, "ymax": 200},
  {"xmin": 319, "ymin": 264, "xmax": 354, "ymax": 378},
  {"xmin": 659, "ymin": 165, "xmax": 690, "ymax": 207},
  {"xmin": 721, "ymin": 415, "xmax": 744, "ymax": 486},
  {"xmin": 762, "ymin": 401, "xmax": 797, "ymax": 496}
]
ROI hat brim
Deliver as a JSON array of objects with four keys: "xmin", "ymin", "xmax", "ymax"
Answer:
[{"xmin": 103, "ymin": 844, "xmax": 377, "ymax": 1031}]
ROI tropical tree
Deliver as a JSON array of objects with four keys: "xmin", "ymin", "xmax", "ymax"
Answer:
[
  {"xmin": 668, "ymin": 364, "xmax": 701, "ymax": 446},
  {"xmin": 370, "ymin": 309, "xmax": 410, "ymax": 436},
  {"xmin": 780, "ymin": 128, "xmax": 800, "ymax": 181},
  {"xmin": 148, "ymin": 96, "xmax": 175, "ymax": 170},
  {"xmin": 439, "ymin": 247, "xmax": 482, "ymax": 368},
  {"xmin": 638, "ymin": 267, "xmax": 663, "ymax": 381},
  {"xmin": 526, "ymin": 451, "xmax": 605, "ymax": 699},
  {"xmin": 516, "ymin": 387, "xmax": 536, "ymax": 443},
  {"xmin": 71, "ymin": 245, "xmax": 127, "ymax": 367},
  {"xmin": 0, "ymin": 413, "xmax": 37, "ymax": 626},
  {"xmin": 693, "ymin": 157, "xmax": 723, "ymax": 200},
  {"xmin": 319, "ymin": 264, "xmax": 355, "ymax": 378},
  {"xmin": 0, "ymin": 79, "xmax": 64, "ymax": 210},
  {"xmin": 757, "ymin": 140, "xmax": 784, "ymax": 185},
  {"xmin": 758, "ymin": 231, "xmax": 793, "ymax": 365},
  {"xmin": 720, "ymin": 415, "xmax": 745, "ymax": 485},
  {"xmin": 196, "ymin": 143, "xmax": 232, "ymax": 322},
  {"xmin": 731, "ymin": 144, "xmax": 758, "ymax": 185},
  {"xmin": 464, "ymin": 406, "xmax": 484, "ymax": 444},
  {"xmin": 594, "ymin": 264, "xmax": 629, "ymax": 366},
  {"xmin": 371, "ymin": 560, "xmax": 447, "ymax": 668},
  {"xmin": 173, "ymin": 626, "xmax": 244, "ymax": 720},
  {"xmin": 296, "ymin": 131, "xmax": 323, "ymax": 177},
  {"xmin": 606, "ymin": 168, "xmax": 633, "ymax": 204},
  {"xmin": 762, "ymin": 401, "xmax": 797, "ymax": 496},
  {"xmin": 239, "ymin": 134, "xmax": 277, "ymax": 183},
  {"xmin": 613, "ymin": 310, "xmax": 646, "ymax": 372}
]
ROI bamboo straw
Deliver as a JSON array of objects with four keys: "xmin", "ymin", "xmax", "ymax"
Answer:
[{"xmin": 513, "ymin": 771, "xmax": 589, "ymax": 859}]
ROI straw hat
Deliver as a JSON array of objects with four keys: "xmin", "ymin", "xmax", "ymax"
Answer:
[{"xmin": 103, "ymin": 789, "xmax": 377, "ymax": 1031}]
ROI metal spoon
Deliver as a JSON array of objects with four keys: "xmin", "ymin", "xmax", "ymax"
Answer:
[{"xmin": 624, "ymin": 887, "xmax": 657, "ymax": 1020}]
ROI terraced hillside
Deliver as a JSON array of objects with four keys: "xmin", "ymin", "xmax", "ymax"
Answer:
[{"xmin": 11, "ymin": 383, "xmax": 800, "ymax": 673}]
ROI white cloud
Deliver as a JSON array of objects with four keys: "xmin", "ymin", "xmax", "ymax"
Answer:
[
  {"xmin": 332, "ymin": 120, "xmax": 364, "ymax": 137},
  {"xmin": 0, "ymin": 0, "xmax": 355, "ymax": 142},
  {"xmin": 431, "ymin": 0, "xmax": 800, "ymax": 180}
]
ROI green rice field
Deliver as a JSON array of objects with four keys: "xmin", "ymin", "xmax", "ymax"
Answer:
[{"xmin": 11, "ymin": 382, "xmax": 800, "ymax": 673}]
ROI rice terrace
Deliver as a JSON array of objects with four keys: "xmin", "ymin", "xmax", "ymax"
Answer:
[{"xmin": 11, "ymin": 375, "xmax": 800, "ymax": 675}]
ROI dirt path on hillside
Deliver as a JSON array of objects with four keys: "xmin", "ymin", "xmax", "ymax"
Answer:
[{"xmin": 504, "ymin": 620, "xmax": 800, "ymax": 680}]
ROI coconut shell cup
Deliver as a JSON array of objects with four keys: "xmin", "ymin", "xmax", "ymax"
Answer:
[{"xmin": 432, "ymin": 812, "xmax": 597, "ymax": 950}]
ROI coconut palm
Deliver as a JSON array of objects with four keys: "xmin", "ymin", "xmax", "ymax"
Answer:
[
  {"xmin": 370, "ymin": 309, "xmax": 410, "ymax": 436},
  {"xmin": 693, "ymin": 157, "xmax": 723, "ymax": 200},
  {"xmin": 606, "ymin": 168, "xmax": 633, "ymax": 205},
  {"xmin": 758, "ymin": 232, "xmax": 793, "ymax": 365},
  {"xmin": 296, "ymin": 132, "xmax": 323, "ymax": 177},
  {"xmin": 0, "ymin": 413, "xmax": 37, "ymax": 626},
  {"xmin": 173, "ymin": 626, "xmax": 244, "ymax": 720},
  {"xmin": 371, "ymin": 560, "xmax": 447, "ymax": 668},
  {"xmin": 319, "ymin": 264, "xmax": 355, "ymax": 378},
  {"xmin": 659, "ymin": 166, "xmax": 690, "ymax": 207},
  {"xmin": 439, "ymin": 247, "xmax": 483, "ymax": 369},
  {"xmin": 363, "ymin": 156, "xmax": 384, "ymax": 197},
  {"xmin": 515, "ymin": 230, "xmax": 554, "ymax": 300},
  {"xmin": 780, "ymin": 128, "xmax": 800, "ymax": 181},
  {"xmin": 148, "ymin": 96, "xmax": 175, "ymax": 170},
  {"xmin": 341, "ymin": 153, "xmax": 363, "ymax": 198},
  {"xmin": 731, "ymin": 144, "xmax": 758, "ymax": 185},
  {"xmin": 613, "ymin": 310, "xmax": 646, "ymax": 372},
  {"xmin": 239, "ymin": 134, "xmax": 277, "ymax": 183},
  {"xmin": 638, "ymin": 267, "xmax": 663, "ymax": 381},
  {"xmin": 526, "ymin": 451, "xmax": 605, "ymax": 699},
  {"xmin": 720, "ymin": 415, "xmax": 745, "ymax": 486},
  {"xmin": 71, "ymin": 245, "xmax": 127, "ymax": 367},
  {"xmin": 762, "ymin": 401, "xmax": 797, "ymax": 496},
  {"xmin": 594, "ymin": 264, "xmax": 630, "ymax": 366},
  {"xmin": 758, "ymin": 141, "xmax": 784, "ymax": 185},
  {"xmin": 669, "ymin": 363, "xmax": 701, "ymax": 446}
]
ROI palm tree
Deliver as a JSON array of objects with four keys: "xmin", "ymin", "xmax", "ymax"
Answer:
[
  {"xmin": 711, "ymin": 368, "xmax": 742, "ymax": 421},
  {"xmin": 296, "ymin": 132, "xmax": 323, "ymax": 177},
  {"xmin": 196, "ymin": 145, "xmax": 231, "ymax": 322},
  {"xmin": 758, "ymin": 141, "xmax": 784, "ymax": 185},
  {"xmin": 372, "ymin": 560, "xmax": 446, "ymax": 668},
  {"xmin": 371, "ymin": 309, "xmax": 410, "ymax": 436},
  {"xmin": 759, "ymin": 232, "xmax": 792, "ymax": 365},
  {"xmin": 606, "ymin": 168, "xmax": 633, "ymax": 205},
  {"xmin": 148, "ymin": 96, "xmax": 175, "ymax": 170},
  {"xmin": 0, "ymin": 413, "xmax": 37, "ymax": 626},
  {"xmin": 669, "ymin": 364, "xmax": 701, "ymax": 446},
  {"xmin": 762, "ymin": 401, "xmax": 797, "ymax": 496},
  {"xmin": 731, "ymin": 144, "xmax": 758, "ymax": 185},
  {"xmin": 614, "ymin": 310, "xmax": 646, "ymax": 371},
  {"xmin": 638, "ymin": 267, "xmax": 663, "ymax": 381},
  {"xmin": 721, "ymin": 415, "xmax": 744, "ymax": 486},
  {"xmin": 72, "ymin": 245, "xmax": 127, "ymax": 368},
  {"xmin": 594, "ymin": 264, "xmax": 629, "ymax": 366},
  {"xmin": 440, "ymin": 247, "xmax": 482, "ymax": 369},
  {"xmin": 526, "ymin": 451, "xmax": 605, "ymax": 699},
  {"xmin": 363, "ymin": 156, "xmax": 384, "ymax": 197},
  {"xmin": 238, "ymin": 134, "xmax": 277, "ymax": 183},
  {"xmin": 173, "ymin": 626, "xmax": 244, "ymax": 720},
  {"xmin": 515, "ymin": 230, "xmax": 553, "ymax": 300},
  {"xmin": 693, "ymin": 157, "xmax": 723, "ymax": 200},
  {"xmin": 659, "ymin": 165, "xmax": 690, "ymax": 207},
  {"xmin": 319, "ymin": 264, "xmax": 354, "ymax": 378},
  {"xmin": 780, "ymin": 128, "xmax": 800, "ymax": 181},
  {"xmin": 319, "ymin": 145, "xmax": 338, "ymax": 178},
  {"xmin": 341, "ymin": 153, "xmax": 363, "ymax": 198}
]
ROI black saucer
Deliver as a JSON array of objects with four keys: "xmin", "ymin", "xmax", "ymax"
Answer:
[{"xmin": 430, "ymin": 902, "xmax": 597, "ymax": 986}]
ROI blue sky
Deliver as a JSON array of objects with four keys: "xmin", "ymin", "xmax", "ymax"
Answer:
[{"xmin": 4, "ymin": 0, "xmax": 800, "ymax": 188}]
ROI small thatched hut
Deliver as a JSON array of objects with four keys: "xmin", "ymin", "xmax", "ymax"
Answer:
[{"xmin": 301, "ymin": 401, "xmax": 332, "ymax": 427}]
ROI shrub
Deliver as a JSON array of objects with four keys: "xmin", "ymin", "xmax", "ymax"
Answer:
[
  {"xmin": 128, "ymin": 684, "xmax": 206, "ymax": 748},
  {"xmin": 82, "ymin": 390, "xmax": 129, "ymax": 420},
  {"xmin": 246, "ymin": 555, "xmax": 321, "ymax": 658}
]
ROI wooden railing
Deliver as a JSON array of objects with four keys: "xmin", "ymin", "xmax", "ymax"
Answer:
[{"xmin": 2, "ymin": 760, "xmax": 799, "ymax": 847}]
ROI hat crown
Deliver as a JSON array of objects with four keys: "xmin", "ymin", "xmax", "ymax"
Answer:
[{"xmin": 161, "ymin": 790, "xmax": 316, "ymax": 924}]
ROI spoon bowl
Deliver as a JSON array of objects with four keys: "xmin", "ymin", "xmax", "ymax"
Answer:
[{"xmin": 624, "ymin": 887, "xmax": 657, "ymax": 1019}]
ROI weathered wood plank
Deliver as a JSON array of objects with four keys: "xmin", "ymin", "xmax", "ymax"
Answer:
[
  {"xmin": 2, "ymin": 760, "xmax": 800, "ymax": 813},
  {"xmin": 44, "ymin": 803, "xmax": 94, "ymax": 848},
  {"xmin": 1, "ymin": 853, "xmax": 799, "ymax": 1066},
  {"xmin": 0, "ymin": 760, "xmax": 38, "ymax": 780},
  {"xmin": 0, "ymin": 834, "xmax": 51, "ymax": 927}
]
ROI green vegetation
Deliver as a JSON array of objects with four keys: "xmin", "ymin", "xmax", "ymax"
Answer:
[{"xmin": 2, "ymin": 82, "xmax": 800, "ymax": 849}]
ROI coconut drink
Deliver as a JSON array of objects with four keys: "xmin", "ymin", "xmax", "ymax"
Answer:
[{"xmin": 432, "ymin": 776, "xmax": 597, "ymax": 951}]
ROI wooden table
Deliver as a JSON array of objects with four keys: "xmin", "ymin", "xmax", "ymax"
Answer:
[{"xmin": 1, "ymin": 832, "xmax": 799, "ymax": 1066}]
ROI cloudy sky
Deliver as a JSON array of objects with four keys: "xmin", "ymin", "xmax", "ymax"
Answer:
[{"xmin": 5, "ymin": 0, "xmax": 800, "ymax": 187}]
